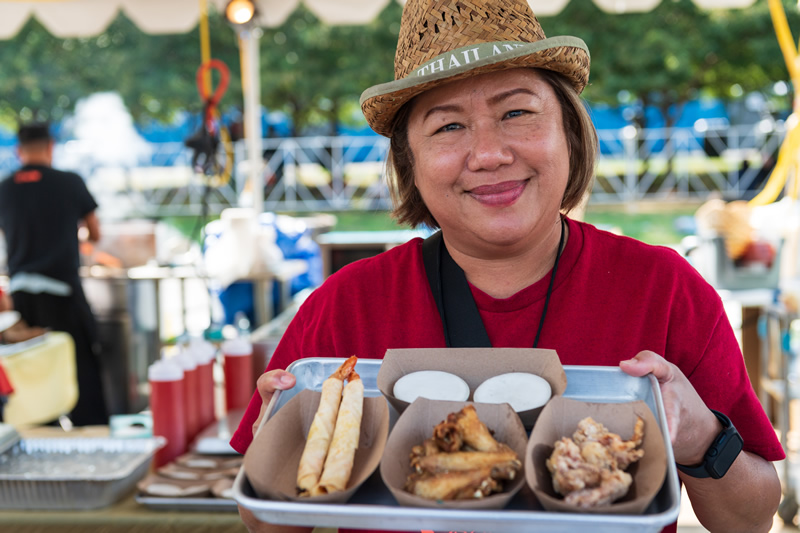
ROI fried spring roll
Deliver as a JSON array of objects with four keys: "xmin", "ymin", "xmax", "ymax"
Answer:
[
  {"xmin": 405, "ymin": 467, "xmax": 499, "ymax": 500},
  {"xmin": 312, "ymin": 370, "xmax": 364, "ymax": 495},
  {"xmin": 413, "ymin": 449, "xmax": 521, "ymax": 475},
  {"xmin": 296, "ymin": 356, "xmax": 357, "ymax": 495}
]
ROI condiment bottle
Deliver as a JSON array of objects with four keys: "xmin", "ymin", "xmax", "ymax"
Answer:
[
  {"xmin": 189, "ymin": 338, "xmax": 218, "ymax": 431},
  {"xmin": 148, "ymin": 358, "xmax": 186, "ymax": 467},
  {"xmin": 174, "ymin": 349, "xmax": 200, "ymax": 445},
  {"xmin": 221, "ymin": 338, "xmax": 254, "ymax": 413}
]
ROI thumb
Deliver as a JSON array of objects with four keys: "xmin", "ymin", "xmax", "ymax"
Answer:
[{"xmin": 619, "ymin": 350, "xmax": 669, "ymax": 381}]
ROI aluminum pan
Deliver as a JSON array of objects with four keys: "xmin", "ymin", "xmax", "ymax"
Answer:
[
  {"xmin": 0, "ymin": 437, "xmax": 164, "ymax": 510},
  {"xmin": 234, "ymin": 359, "xmax": 680, "ymax": 533}
]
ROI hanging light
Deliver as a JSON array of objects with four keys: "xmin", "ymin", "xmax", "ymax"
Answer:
[{"xmin": 225, "ymin": 0, "xmax": 257, "ymax": 26}]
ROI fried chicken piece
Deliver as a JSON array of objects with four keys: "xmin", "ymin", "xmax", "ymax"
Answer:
[
  {"xmin": 410, "ymin": 437, "xmax": 441, "ymax": 466},
  {"xmin": 413, "ymin": 448, "xmax": 521, "ymax": 476},
  {"xmin": 573, "ymin": 416, "xmax": 645, "ymax": 470},
  {"xmin": 449, "ymin": 404, "xmax": 502, "ymax": 452},
  {"xmin": 432, "ymin": 421, "xmax": 463, "ymax": 452},
  {"xmin": 404, "ymin": 467, "xmax": 500, "ymax": 500},
  {"xmin": 580, "ymin": 441, "xmax": 617, "ymax": 470},
  {"xmin": 564, "ymin": 469, "xmax": 633, "ymax": 508},
  {"xmin": 546, "ymin": 437, "xmax": 602, "ymax": 494}
]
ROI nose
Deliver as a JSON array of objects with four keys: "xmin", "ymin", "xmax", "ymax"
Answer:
[{"xmin": 466, "ymin": 124, "xmax": 514, "ymax": 172}]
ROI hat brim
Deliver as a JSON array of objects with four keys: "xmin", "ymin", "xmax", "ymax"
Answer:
[{"xmin": 360, "ymin": 36, "xmax": 589, "ymax": 138}]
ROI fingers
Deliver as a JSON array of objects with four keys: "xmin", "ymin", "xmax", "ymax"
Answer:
[
  {"xmin": 251, "ymin": 370, "xmax": 296, "ymax": 438},
  {"xmin": 619, "ymin": 350, "xmax": 676, "ymax": 384}
]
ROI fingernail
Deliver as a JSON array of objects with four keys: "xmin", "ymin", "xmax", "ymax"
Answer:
[{"xmin": 279, "ymin": 375, "xmax": 293, "ymax": 385}]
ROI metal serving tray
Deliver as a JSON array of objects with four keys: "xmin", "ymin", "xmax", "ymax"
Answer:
[
  {"xmin": 136, "ymin": 495, "xmax": 239, "ymax": 511},
  {"xmin": 234, "ymin": 358, "xmax": 680, "ymax": 533},
  {"xmin": 0, "ymin": 436, "xmax": 164, "ymax": 510}
]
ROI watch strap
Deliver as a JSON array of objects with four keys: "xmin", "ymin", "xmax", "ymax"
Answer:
[{"xmin": 676, "ymin": 409, "xmax": 743, "ymax": 479}]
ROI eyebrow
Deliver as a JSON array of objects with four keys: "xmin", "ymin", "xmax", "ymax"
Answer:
[{"xmin": 421, "ymin": 87, "xmax": 539, "ymax": 122}]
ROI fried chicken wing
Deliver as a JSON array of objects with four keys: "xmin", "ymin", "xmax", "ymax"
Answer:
[
  {"xmin": 413, "ymin": 449, "xmax": 521, "ymax": 475},
  {"xmin": 432, "ymin": 421, "xmax": 463, "ymax": 452},
  {"xmin": 404, "ymin": 467, "xmax": 500, "ymax": 500},
  {"xmin": 405, "ymin": 405, "xmax": 521, "ymax": 501},
  {"xmin": 449, "ymin": 404, "xmax": 501, "ymax": 452}
]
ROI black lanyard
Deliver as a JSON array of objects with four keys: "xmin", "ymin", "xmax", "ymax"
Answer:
[{"xmin": 422, "ymin": 217, "xmax": 566, "ymax": 348}]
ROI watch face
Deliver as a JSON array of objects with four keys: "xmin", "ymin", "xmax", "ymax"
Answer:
[{"xmin": 709, "ymin": 429, "xmax": 744, "ymax": 479}]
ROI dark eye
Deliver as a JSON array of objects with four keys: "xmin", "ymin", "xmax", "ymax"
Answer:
[
  {"xmin": 437, "ymin": 123, "xmax": 462, "ymax": 133},
  {"xmin": 505, "ymin": 110, "xmax": 526, "ymax": 119}
]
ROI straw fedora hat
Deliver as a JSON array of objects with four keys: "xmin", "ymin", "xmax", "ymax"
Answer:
[{"xmin": 360, "ymin": 0, "xmax": 590, "ymax": 138}]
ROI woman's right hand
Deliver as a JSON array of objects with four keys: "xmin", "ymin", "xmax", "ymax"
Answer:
[
  {"xmin": 239, "ymin": 369, "xmax": 305, "ymax": 533},
  {"xmin": 251, "ymin": 369, "xmax": 296, "ymax": 439}
]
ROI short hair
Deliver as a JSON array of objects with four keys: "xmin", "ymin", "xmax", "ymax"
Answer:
[
  {"xmin": 17, "ymin": 122, "xmax": 52, "ymax": 147},
  {"xmin": 386, "ymin": 69, "xmax": 598, "ymax": 229}
]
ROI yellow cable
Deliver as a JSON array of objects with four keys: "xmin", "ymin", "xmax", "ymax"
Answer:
[
  {"xmin": 749, "ymin": 118, "xmax": 799, "ymax": 205},
  {"xmin": 199, "ymin": 0, "xmax": 212, "ymax": 94},
  {"xmin": 749, "ymin": 0, "xmax": 800, "ymax": 206},
  {"xmin": 769, "ymin": 0, "xmax": 800, "ymax": 80}
]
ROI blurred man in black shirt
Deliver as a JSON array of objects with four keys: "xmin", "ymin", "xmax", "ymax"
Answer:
[{"xmin": 0, "ymin": 122, "xmax": 107, "ymax": 426}]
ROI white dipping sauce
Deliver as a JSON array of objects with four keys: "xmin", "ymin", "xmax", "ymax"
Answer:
[
  {"xmin": 393, "ymin": 370, "xmax": 470, "ymax": 403},
  {"xmin": 473, "ymin": 373, "xmax": 552, "ymax": 412}
]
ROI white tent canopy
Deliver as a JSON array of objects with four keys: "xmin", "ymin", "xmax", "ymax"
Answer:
[{"xmin": 0, "ymin": 0, "xmax": 757, "ymax": 39}]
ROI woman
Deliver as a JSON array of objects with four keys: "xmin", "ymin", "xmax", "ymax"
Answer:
[{"xmin": 233, "ymin": 1, "xmax": 783, "ymax": 532}]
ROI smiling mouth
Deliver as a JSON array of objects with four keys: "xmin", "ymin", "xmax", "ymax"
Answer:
[{"xmin": 467, "ymin": 180, "xmax": 527, "ymax": 206}]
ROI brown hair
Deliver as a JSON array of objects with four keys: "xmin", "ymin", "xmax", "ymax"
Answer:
[{"xmin": 386, "ymin": 69, "xmax": 597, "ymax": 229}]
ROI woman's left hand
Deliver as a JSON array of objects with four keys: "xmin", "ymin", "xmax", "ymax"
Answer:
[{"xmin": 619, "ymin": 350, "xmax": 721, "ymax": 466}]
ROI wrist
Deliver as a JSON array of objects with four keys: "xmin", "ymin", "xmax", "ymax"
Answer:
[
  {"xmin": 677, "ymin": 410, "xmax": 743, "ymax": 479},
  {"xmin": 682, "ymin": 411, "xmax": 724, "ymax": 466}
]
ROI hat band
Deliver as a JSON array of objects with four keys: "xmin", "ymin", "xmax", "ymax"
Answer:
[{"xmin": 412, "ymin": 41, "xmax": 527, "ymax": 78}]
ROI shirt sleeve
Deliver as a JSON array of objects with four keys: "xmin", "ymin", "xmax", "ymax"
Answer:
[
  {"xmin": 686, "ymin": 308, "xmax": 785, "ymax": 461},
  {"xmin": 70, "ymin": 172, "xmax": 98, "ymax": 218}
]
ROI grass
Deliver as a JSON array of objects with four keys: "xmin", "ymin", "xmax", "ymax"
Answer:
[
  {"xmin": 320, "ymin": 202, "xmax": 701, "ymax": 246},
  {"xmin": 162, "ymin": 201, "xmax": 702, "ymax": 248}
]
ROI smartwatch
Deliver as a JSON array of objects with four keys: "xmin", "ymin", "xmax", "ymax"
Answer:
[{"xmin": 676, "ymin": 409, "xmax": 743, "ymax": 479}]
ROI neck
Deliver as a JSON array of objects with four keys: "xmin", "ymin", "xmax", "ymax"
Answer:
[{"xmin": 445, "ymin": 217, "xmax": 567, "ymax": 299}]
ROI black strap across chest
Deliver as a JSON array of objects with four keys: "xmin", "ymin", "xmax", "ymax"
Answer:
[{"xmin": 422, "ymin": 218, "xmax": 565, "ymax": 349}]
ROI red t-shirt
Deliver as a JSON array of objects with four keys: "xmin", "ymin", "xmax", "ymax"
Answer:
[{"xmin": 232, "ymin": 217, "xmax": 784, "ymax": 533}]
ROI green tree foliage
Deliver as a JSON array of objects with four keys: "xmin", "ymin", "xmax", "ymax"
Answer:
[
  {"xmin": 0, "ymin": 0, "xmax": 797, "ymax": 135},
  {"xmin": 257, "ymin": 3, "xmax": 400, "ymax": 135},
  {"xmin": 0, "ymin": 9, "xmax": 242, "ymax": 128},
  {"xmin": 541, "ymin": 0, "xmax": 800, "ymax": 127}
]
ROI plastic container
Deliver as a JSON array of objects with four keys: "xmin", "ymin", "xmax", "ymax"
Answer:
[
  {"xmin": 174, "ymin": 350, "xmax": 200, "ymax": 444},
  {"xmin": 221, "ymin": 338, "xmax": 254, "ymax": 412},
  {"xmin": 148, "ymin": 359, "xmax": 186, "ymax": 467},
  {"xmin": 189, "ymin": 338, "xmax": 218, "ymax": 431}
]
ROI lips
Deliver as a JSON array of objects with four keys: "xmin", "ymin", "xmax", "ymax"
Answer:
[{"xmin": 467, "ymin": 180, "xmax": 527, "ymax": 206}]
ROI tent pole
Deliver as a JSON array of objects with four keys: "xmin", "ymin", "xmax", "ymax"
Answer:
[{"xmin": 239, "ymin": 29, "xmax": 263, "ymax": 213}]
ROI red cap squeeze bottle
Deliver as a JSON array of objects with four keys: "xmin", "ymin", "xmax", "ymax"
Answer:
[
  {"xmin": 148, "ymin": 359, "xmax": 186, "ymax": 467},
  {"xmin": 174, "ymin": 349, "xmax": 200, "ymax": 445},
  {"xmin": 221, "ymin": 338, "xmax": 254, "ymax": 412},
  {"xmin": 189, "ymin": 338, "xmax": 218, "ymax": 432}
]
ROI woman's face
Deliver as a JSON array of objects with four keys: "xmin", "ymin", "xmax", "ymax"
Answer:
[{"xmin": 407, "ymin": 68, "xmax": 569, "ymax": 254}]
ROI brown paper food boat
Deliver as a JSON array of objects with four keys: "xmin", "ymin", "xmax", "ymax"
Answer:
[
  {"xmin": 380, "ymin": 398, "xmax": 528, "ymax": 510},
  {"xmin": 377, "ymin": 348, "xmax": 567, "ymax": 428},
  {"xmin": 243, "ymin": 388, "xmax": 390, "ymax": 504},
  {"xmin": 525, "ymin": 396, "xmax": 667, "ymax": 514}
]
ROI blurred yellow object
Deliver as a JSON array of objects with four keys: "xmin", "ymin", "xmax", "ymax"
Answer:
[
  {"xmin": 751, "ymin": 0, "xmax": 800, "ymax": 207},
  {"xmin": 1, "ymin": 332, "xmax": 77, "ymax": 428}
]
